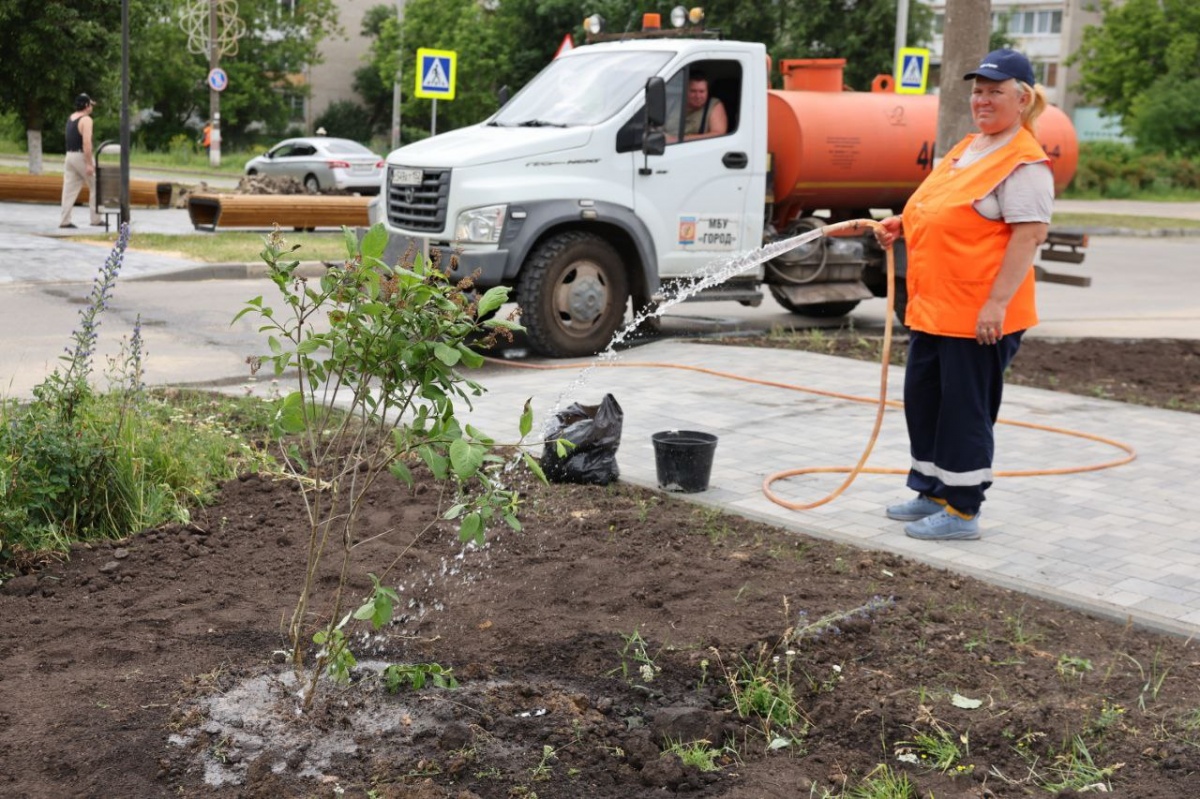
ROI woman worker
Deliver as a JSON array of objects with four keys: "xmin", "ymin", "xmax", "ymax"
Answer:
[{"xmin": 875, "ymin": 49, "xmax": 1053, "ymax": 541}]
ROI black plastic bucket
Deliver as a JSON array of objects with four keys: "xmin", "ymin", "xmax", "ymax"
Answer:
[{"xmin": 652, "ymin": 430, "xmax": 718, "ymax": 493}]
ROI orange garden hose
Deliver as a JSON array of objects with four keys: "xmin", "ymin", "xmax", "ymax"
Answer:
[{"xmin": 490, "ymin": 218, "xmax": 1137, "ymax": 512}]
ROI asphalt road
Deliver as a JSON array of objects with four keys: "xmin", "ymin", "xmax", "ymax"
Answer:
[{"xmin": 0, "ymin": 173, "xmax": 1197, "ymax": 401}]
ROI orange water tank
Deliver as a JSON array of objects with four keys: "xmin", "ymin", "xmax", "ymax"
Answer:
[{"xmin": 766, "ymin": 61, "xmax": 1080, "ymax": 219}]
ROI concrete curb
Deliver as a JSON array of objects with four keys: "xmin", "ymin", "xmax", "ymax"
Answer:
[
  {"xmin": 1074, "ymin": 226, "xmax": 1200, "ymax": 238},
  {"xmin": 128, "ymin": 261, "xmax": 331, "ymax": 281}
]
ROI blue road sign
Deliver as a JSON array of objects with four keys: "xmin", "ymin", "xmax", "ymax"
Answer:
[
  {"xmin": 896, "ymin": 48, "xmax": 930, "ymax": 95},
  {"xmin": 415, "ymin": 49, "xmax": 456, "ymax": 100},
  {"xmin": 207, "ymin": 67, "xmax": 229, "ymax": 92}
]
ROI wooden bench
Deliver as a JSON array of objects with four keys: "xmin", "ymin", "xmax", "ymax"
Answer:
[
  {"xmin": 0, "ymin": 172, "xmax": 169, "ymax": 208},
  {"xmin": 186, "ymin": 193, "xmax": 372, "ymax": 231}
]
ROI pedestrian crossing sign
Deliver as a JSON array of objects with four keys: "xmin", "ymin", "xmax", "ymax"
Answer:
[
  {"xmin": 896, "ymin": 47, "xmax": 930, "ymax": 95},
  {"xmin": 415, "ymin": 48, "xmax": 456, "ymax": 100}
]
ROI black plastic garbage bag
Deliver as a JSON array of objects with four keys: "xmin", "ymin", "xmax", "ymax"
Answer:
[{"xmin": 540, "ymin": 393, "xmax": 623, "ymax": 485}]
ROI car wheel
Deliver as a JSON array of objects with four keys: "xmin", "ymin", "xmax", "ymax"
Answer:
[
  {"xmin": 246, "ymin": 168, "xmax": 258, "ymax": 177},
  {"xmin": 304, "ymin": 174, "xmax": 320, "ymax": 193}
]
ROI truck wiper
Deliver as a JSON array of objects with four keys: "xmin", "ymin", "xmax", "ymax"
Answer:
[{"xmin": 515, "ymin": 119, "xmax": 567, "ymax": 128}]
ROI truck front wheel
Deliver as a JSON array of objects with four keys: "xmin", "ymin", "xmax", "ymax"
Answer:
[{"xmin": 518, "ymin": 231, "xmax": 629, "ymax": 358}]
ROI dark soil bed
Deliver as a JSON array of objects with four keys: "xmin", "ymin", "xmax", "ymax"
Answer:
[{"xmin": 1, "ymin": 338, "xmax": 1199, "ymax": 799}]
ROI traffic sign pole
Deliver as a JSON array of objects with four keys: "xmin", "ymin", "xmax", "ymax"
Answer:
[{"xmin": 415, "ymin": 48, "xmax": 457, "ymax": 138}]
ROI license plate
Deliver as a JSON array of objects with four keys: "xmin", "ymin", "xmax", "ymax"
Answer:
[
  {"xmin": 391, "ymin": 168, "xmax": 422, "ymax": 186},
  {"xmin": 351, "ymin": 163, "xmax": 372, "ymax": 174}
]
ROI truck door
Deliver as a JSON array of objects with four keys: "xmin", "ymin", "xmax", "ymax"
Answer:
[{"xmin": 632, "ymin": 58, "xmax": 764, "ymax": 281}]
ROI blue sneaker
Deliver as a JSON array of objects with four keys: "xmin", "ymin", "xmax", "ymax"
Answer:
[
  {"xmin": 885, "ymin": 495, "xmax": 944, "ymax": 521},
  {"xmin": 904, "ymin": 509, "xmax": 981, "ymax": 540}
]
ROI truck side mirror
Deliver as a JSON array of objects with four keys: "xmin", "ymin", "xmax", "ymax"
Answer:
[
  {"xmin": 498, "ymin": 85, "xmax": 511, "ymax": 108},
  {"xmin": 642, "ymin": 77, "xmax": 667, "ymax": 158},
  {"xmin": 644, "ymin": 77, "xmax": 666, "ymax": 127}
]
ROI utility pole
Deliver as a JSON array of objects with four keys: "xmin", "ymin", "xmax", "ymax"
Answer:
[
  {"xmin": 390, "ymin": 0, "xmax": 404, "ymax": 150},
  {"xmin": 936, "ymin": 0, "xmax": 992, "ymax": 162},
  {"xmin": 894, "ymin": 0, "xmax": 910, "ymax": 68},
  {"xmin": 209, "ymin": 0, "xmax": 222, "ymax": 167},
  {"xmin": 120, "ymin": 0, "xmax": 130, "ymax": 223}
]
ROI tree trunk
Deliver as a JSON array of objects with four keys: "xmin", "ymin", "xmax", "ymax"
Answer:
[
  {"xmin": 26, "ymin": 129, "xmax": 44, "ymax": 175},
  {"xmin": 936, "ymin": 0, "xmax": 992, "ymax": 162}
]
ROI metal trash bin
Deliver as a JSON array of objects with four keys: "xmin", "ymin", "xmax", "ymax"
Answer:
[{"xmin": 94, "ymin": 140, "xmax": 123, "ymax": 231}]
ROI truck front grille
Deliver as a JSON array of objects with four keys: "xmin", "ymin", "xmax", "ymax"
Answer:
[{"xmin": 386, "ymin": 167, "xmax": 450, "ymax": 232}]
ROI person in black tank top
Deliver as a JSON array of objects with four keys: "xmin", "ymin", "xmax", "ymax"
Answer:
[{"xmin": 59, "ymin": 93, "xmax": 102, "ymax": 228}]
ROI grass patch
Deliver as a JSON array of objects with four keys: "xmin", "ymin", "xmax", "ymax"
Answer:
[
  {"xmin": 74, "ymin": 231, "xmax": 350, "ymax": 264},
  {"xmin": 1051, "ymin": 212, "xmax": 1200, "ymax": 230}
]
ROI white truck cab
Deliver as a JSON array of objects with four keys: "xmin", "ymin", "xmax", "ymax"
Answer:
[{"xmin": 381, "ymin": 38, "xmax": 770, "ymax": 357}]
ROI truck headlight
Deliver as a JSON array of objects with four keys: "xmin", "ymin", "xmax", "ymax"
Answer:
[{"xmin": 454, "ymin": 205, "xmax": 507, "ymax": 244}]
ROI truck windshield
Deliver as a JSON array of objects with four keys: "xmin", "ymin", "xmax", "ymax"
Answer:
[{"xmin": 489, "ymin": 51, "xmax": 672, "ymax": 128}]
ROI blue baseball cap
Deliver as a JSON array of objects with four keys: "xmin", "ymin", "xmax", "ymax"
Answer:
[{"xmin": 963, "ymin": 49, "xmax": 1036, "ymax": 87}]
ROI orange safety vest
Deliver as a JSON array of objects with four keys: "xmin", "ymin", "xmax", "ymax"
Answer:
[{"xmin": 901, "ymin": 127, "xmax": 1048, "ymax": 338}]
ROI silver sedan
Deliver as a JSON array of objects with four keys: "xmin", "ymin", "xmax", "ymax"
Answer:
[{"xmin": 243, "ymin": 137, "xmax": 384, "ymax": 194}]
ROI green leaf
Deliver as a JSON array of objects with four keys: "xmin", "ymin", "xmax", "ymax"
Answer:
[
  {"xmin": 449, "ymin": 438, "xmax": 484, "ymax": 479},
  {"xmin": 522, "ymin": 451, "xmax": 548, "ymax": 484},
  {"xmin": 519, "ymin": 399, "xmax": 534, "ymax": 437},
  {"xmin": 458, "ymin": 511, "xmax": 484, "ymax": 544},
  {"xmin": 456, "ymin": 344, "xmax": 485, "ymax": 369},
  {"xmin": 389, "ymin": 459, "xmax": 414, "ymax": 487},
  {"xmin": 360, "ymin": 223, "xmax": 390, "ymax": 261},
  {"xmin": 420, "ymin": 446, "xmax": 449, "ymax": 479},
  {"xmin": 275, "ymin": 392, "xmax": 307, "ymax": 434},
  {"xmin": 477, "ymin": 286, "xmax": 509, "ymax": 317},
  {"xmin": 342, "ymin": 226, "xmax": 359, "ymax": 257},
  {"xmin": 434, "ymin": 342, "xmax": 461, "ymax": 366},
  {"xmin": 484, "ymin": 318, "xmax": 523, "ymax": 331},
  {"xmin": 464, "ymin": 424, "xmax": 493, "ymax": 445}
]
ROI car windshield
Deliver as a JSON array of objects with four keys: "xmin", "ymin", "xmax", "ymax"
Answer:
[
  {"xmin": 490, "ymin": 51, "xmax": 672, "ymax": 128},
  {"xmin": 324, "ymin": 140, "xmax": 374, "ymax": 155}
]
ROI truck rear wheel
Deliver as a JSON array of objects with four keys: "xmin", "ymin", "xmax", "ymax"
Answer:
[
  {"xmin": 518, "ymin": 231, "xmax": 629, "ymax": 358},
  {"xmin": 768, "ymin": 286, "xmax": 860, "ymax": 318}
]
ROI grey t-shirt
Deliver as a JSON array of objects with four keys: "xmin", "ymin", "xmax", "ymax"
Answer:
[{"xmin": 953, "ymin": 133, "xmax": 1054, "ymax": 224}]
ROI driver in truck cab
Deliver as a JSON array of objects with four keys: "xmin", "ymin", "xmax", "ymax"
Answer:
[{"xmin": 667, "ymin": 70, "xmax": 728, "ymax": 142}]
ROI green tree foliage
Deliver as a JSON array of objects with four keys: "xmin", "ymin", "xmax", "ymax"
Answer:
[
  {"xmin": 352, "ymin": 4, "xmax": 400, "ymax": 138},
  {"xmin": 314, "ymin": 99, "xmax": 374, "ymax": 145},
  {"xmin": 127, "ymin": 0, "xmax": 210, "ymax": 152},
  {"xmin": 0, "ymin": 0, "xmax": 120, "ymax": 162},
  {"xmin": 1071, "ymin": 0, "xmax": 1200, "ymax": 154},
  {"xmin": 0, "ymin": 0, "xmax": 341, "ymax": 155},
  {"xmin": 185, "ymin": 0, "xmax": 342, "ymax": 147},
  {"xmin": 1127, "ymin": 77, "xmax": 1200, "ymax": 158}
]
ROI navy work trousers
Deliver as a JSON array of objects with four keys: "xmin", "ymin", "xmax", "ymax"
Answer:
[{"xmin": 902, "ymin": 329, "xmax": 1024, "ymax": 516}]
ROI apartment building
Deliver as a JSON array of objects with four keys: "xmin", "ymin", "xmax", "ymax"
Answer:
[
  {"xmin": 923, "ymin": 1, "xmax": 1122, "ymax": 140},
  {"xmin": 300, "ymin": 0, "xmax": 397, "ymax": 130}
]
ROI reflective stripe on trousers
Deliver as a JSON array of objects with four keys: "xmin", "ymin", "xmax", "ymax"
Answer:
[{"xmin": 902, "ymin": 329, "xmax": 1024, "ymax": 516}]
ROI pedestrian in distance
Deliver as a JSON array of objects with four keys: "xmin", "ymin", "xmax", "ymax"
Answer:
[
  {"xmin": 59, "ymin": 93, "xmax": 103, "ymax": 229},
  {"xmin": 874, "ymin": 48, "xmax": 1054, "ymax": 541},
  {"xmin": 201, "ymin": 122, "xmax": 212, "ymax": 153}
]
